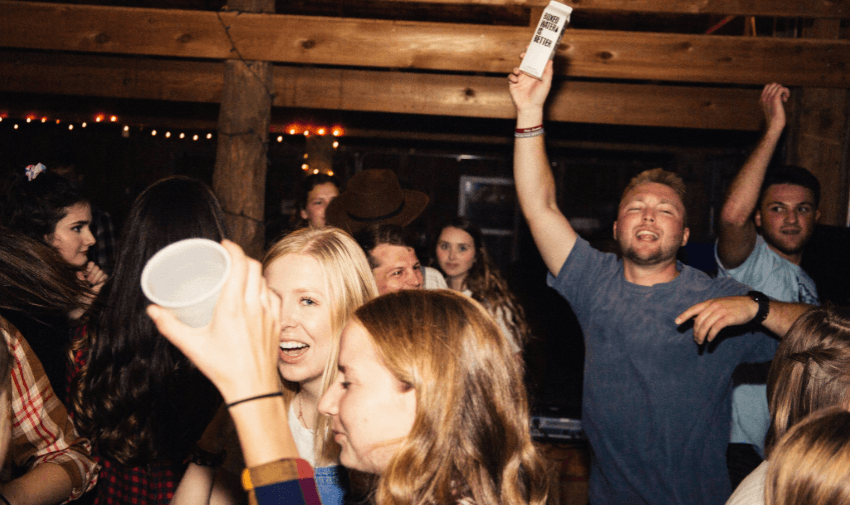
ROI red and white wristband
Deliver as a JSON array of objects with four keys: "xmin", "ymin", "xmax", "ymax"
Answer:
[{"xmin": 515, "ymin": 125, "xmax": 544, "ymax": 138}]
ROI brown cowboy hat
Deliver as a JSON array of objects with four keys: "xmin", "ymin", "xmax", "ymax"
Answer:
[{"xmin": 326, "ymin": 169, "xmax": 428, "ymax": 235}]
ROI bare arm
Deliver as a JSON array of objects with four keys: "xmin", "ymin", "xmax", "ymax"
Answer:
[
  {"xmin": 717, "ymin": 83, "xmax": 789, "ymax": 269},
  {"xmin": 508, "ymin": 60, "xmax": 576, "ymax": 276},
  {"xmin": 675, "ymin": 296, "xmax": 811, "ymax": 344},
  {"xmin": 0, "ymin": 463, "xmax": 72, "ymax": 505}
]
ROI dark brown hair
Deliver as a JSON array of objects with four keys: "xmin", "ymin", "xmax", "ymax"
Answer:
[
  {"xmin": 433, "ymin": 217, "xmax": 531, "ymax": 349},
  {"xmin": 72, "ymin": 176, "xmax": 227, "ymax": 467}
]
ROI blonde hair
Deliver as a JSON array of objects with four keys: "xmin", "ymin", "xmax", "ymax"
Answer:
[
  {"xmin": 355, "ymin": 289, "xmax": 549, "ymax": 505},
  {"xmin": 765, "ymin": 305, "xmax": 850, "ymax": 457},
  {"xmin": 263, "ymin": 227, "xmax": 378, "ymax": 464},
  {"xmin": 620, "ymin": 168, "xmax": 687, "ymax": 222},
  {"xmin": 766, "ymin": 407, "xmax": 850, "ymax": 505}
]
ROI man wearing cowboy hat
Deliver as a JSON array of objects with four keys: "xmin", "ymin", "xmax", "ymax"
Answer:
[{"xmin": 326, "ymin": 170, "xmax": 447, "ymax": 293}]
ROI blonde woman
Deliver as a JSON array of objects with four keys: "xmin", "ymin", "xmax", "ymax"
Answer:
[
  {"xmin": 261, "ymin": 226, "xmax": 378, "ymax": 502},
  {"xmin": 173, "ymin": 228, "xmax": 377, "ymax": 505},
  {"xmin": 151, "ymin": 243, "xmax": 550, "ymax": 505}
]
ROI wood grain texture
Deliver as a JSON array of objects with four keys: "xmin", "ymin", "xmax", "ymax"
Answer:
[
  {"xmin": 0, "ymin": 50, "xmax": 763, "ymax": 129},
  {"xmin": 789, "ymin": 20, "xmax": 850, "ymax": 227},
  {"xmin": 1, "ymin": 1, "xmax": 848, "ymax": 87},
  {"xmin": 374, "ymin": 0, "xmax": 850, "ymax": 18}
]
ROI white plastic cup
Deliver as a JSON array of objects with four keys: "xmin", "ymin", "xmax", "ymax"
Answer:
[{"xmin": 141, "ymin": 238, "xmax": 231, "ymax": 328}]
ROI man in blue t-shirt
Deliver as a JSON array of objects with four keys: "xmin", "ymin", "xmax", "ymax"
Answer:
[
  {"xmin": 508, "ymin": 62, "xmax": 810, "ymax": 504},
  {"xmin": 716, "ymin": 83, "xmax": 821, "ymax": 486}
]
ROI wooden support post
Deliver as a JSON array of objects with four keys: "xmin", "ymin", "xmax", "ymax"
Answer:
[
  {"xmin": 787, "ymin": 20, "xmax": 850, "ymax": 226},
  {"xmin": 212, "ymin": 0, "xmax": 274, "ymax": 258}
]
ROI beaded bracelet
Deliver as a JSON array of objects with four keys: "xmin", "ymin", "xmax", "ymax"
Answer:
[{"xmin": 515, "ymin": 125, "xmax": 544, "ymax": 138}]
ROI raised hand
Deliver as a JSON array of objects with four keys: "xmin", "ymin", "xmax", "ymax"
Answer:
[
  {"xmin": 761, "ymin": 82, "xmax": 789, "ymax": 134},
  {"xmin": 508, "ymin": 57, "xmax": 554, "ymax": 120}
]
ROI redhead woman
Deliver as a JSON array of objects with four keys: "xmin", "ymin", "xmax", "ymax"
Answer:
[
  {"xmin": 434, "ymin": 217, "xmax": 530, "ymax": 353},
  {"xmin": 149, "ymin": 242, "xmax": 550, "ymax": 505}
]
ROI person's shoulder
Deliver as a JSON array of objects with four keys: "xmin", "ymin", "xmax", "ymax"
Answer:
[
  {"xmin": 550, "ymin": 236, "xmax": 620, "ymax": 284},
  {"xmin": 422, "ymin": 266, "xmax": 448, "ymax": 290},
  {"xmin": 680, "ymin": 264, "xmax": 749, "ymax": 296},
  {"xmin": 725, "ymin": 460, "xmax": 768, "ymax": 505}
]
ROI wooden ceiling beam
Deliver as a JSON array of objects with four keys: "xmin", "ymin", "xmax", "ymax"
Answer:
[
  {"xmin": 1, "ymin": 1, "xmax": 848, "ymax": 87},
  {"xmin": 0, "ymin": 50, "xmax": 762, "ymax": 130},
  {"xmin": 376, "ymin": 0, "xmax": 849, "ymax": 19}
]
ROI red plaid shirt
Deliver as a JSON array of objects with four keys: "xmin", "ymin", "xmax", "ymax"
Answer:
[
  {"xmin": 3, "ymin": 321, "xmax": 99, "ymax": 501},
  {"xmin": 70, "ymin": 329, "xmax": 187, "ymax": 505}
]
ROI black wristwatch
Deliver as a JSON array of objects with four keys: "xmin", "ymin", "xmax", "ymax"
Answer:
[{"xmin": 747, "ymin": 291, "xmax": 770, "ymax": 326}]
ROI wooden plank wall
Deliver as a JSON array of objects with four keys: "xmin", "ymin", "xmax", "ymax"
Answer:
[{"xmin": 0, "ymin": 0, "xmax": 847, "ymax": 221}]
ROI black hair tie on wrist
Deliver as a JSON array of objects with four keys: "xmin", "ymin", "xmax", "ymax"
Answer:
[{"xmin": 225, "ymin": 392, "xmax": 283, "ymax": 409}]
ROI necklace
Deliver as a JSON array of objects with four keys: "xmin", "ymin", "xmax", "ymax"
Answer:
[{"xmin": 297, "ymin": 393, "xmax": 305, "ymax": 424}]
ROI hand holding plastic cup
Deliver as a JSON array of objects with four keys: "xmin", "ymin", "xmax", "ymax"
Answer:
[{"xmin": 141, "ymin": 238, "xmax": 231, "ymax": 328}]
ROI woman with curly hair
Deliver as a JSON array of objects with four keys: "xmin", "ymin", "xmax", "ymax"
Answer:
[
  {"xmin": 150, "ymin": 249, "xmax": 550, "ymax": 505},
  {"xmin": 0, "ymin": 164, "xmax": 105, "ymax": 401},
  {"xmin": 71, "ymin": 176, "xmax": 226, "ymax": 504},
  {"xmin": 1, "ymin": 163, "xmax": 106, "ymax": 302},
  {"xmin": 433, "ymin": 217, "xmax": 530, "ymax": 353}
]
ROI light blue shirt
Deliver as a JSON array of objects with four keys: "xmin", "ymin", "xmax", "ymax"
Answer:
[
  {"xmin": 715, "ymin": 234, "xmax": 819, "ymax": 455},
  {"xmin": 716, "ymin": 234, "xmax": 818, "ymax": 304}
]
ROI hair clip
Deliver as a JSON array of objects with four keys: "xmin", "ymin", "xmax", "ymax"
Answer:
[{"xmin": 24, "ymin": 163, "xmax": 46, "ymax": 182}]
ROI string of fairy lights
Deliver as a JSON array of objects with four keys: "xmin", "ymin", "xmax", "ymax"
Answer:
[{"xmin": 0, "ymin": 111, "xmax": 345, "ymax": 175}]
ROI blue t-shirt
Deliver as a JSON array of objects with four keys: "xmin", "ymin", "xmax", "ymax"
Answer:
[
  {"xmin": 715, "ymin": 234, "xmax": 818, "ymax": 304},
  {"xmin": 548, "ymin": 238, "xmax": 777, "ymax": 505}
]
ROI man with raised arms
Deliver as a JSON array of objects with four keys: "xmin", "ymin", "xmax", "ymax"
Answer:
[
  {"xmin": 508, "ymin": 61, "xmax": 809, "ymax": 504},
  {"xmin": 716, "ymin": 82, "xmax": 821, "ymax": 489}
]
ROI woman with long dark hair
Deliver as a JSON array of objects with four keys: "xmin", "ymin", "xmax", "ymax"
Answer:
[
  {"xmin": 1, "ymin": 163, "xmax": 106, "ymax": 300},
  {"xmin": 0, "ymin": 230, "xmax": 99, "ymax": 504},
  {"xmin": 71, "ymin": 176, "xmax": 227, "ymax": 504},
  {"xmin": 0, "ymin": 164, "xmax": 105, "ymax": 400},
  {"xmin": 433, "ymin": 217, "xmax": 530, "ymax": 353}
]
